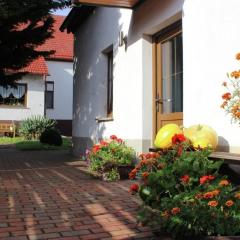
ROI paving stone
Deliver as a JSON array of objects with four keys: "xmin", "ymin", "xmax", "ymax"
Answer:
[{"xmin": 0, "ymin": 149, "xmax": 156, "ymax": 240}]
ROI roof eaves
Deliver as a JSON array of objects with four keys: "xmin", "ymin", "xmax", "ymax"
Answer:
[{"xmin": 60, "ymin": 6, "xmax": 95, "ymax": 33}]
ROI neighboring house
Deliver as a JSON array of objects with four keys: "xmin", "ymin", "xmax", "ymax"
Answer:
[
  {"xmin": 61, "ymin": 0, "xmax": 240, "ymax": 155},
  {"xmin": 0, "ymin": 15, "xmax": 73, "ymax": 136}
]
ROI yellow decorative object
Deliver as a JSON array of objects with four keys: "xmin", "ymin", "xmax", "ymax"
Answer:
[
  {"xmin": 184, "ymin": 124, "xmax": 218, "ymax": 150},
  {"xmin": 154, "ymin": 124, "xmax": 182, "ymax": 149}
]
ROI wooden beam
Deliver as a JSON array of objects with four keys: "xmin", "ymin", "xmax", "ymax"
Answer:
[
  {"xmin": 73, "ymin": 0, "xmax": 140, "ymax": 8},
  {"xmin": 149, "ymin": 148, "xmax": 240, "ymax": 166},
  {"xmin": 209, "ymin": 152, "xmax": 240, "ymax": 165}
]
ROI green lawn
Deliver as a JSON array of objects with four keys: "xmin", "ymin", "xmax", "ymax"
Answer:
[
  {"xmin": 0, "ymin": 136, "xmax": 24, "ymax": 145},
  {"xmin": 0, "ymin": 136, "xmax": 72, "ymax": 151}
]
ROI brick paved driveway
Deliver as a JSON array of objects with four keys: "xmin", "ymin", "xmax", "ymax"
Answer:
[{"xmin": 0, "ymin": 149, "xmax": 157, "ymax": 240}]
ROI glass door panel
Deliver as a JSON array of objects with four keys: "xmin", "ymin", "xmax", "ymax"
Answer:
[{"xmin": 161, "ymin": 34, "xmax": 183, "ymax": 114}]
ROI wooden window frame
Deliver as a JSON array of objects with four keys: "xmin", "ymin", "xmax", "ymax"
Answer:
[
  {"xmin": 0, "ymin": 83, "xmax": 27, "ymax": 108},
  {"xmin": 45, "ymin": 81, "xmax": 54, "ymax": 109}
]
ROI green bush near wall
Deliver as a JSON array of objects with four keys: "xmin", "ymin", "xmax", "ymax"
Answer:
[{"xmin": 19, "ymin": 115, "xmax": 56, "ymax": 140}]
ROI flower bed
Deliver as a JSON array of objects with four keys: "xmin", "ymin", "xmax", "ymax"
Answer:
[
  {"xmin": 129, "ymin": 134, "xmax": 240, "ymax": 239},
  {"xmin": 86, "ymin": 135, "xmax": 136, "ymax": 181}
]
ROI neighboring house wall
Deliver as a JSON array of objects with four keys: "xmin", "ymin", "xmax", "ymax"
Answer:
[
  {"xmin": 73, "ymin": 0, "xmax": 183, "ymax": 156},
  {"xmin": 46, "ymin": 60, "xmax": 73, "ymax": 136},
  {"xmin": 46, "ymin": 61, "xmax": 73, "ymax": 120},
  {"xmin": 0, "ymin": 75, "xmax": 45, "ymax": 121},
  {"xmin": 183, "ymin": 0, "xmax": 240, "ymax": 153}
]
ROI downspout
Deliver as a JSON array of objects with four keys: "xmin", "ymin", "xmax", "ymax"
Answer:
[{"xmin": 44, "ymin": 74, "xmax": 47, "ymax": 117}]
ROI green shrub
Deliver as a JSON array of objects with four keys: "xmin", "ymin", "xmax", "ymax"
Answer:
[
  {"xmin": 19, "ymin": 115, "xmax": 56, "ymax": 140},
  {"xmin": 40, "ymin": 128, "xmax": 62, "ymax": 146}
]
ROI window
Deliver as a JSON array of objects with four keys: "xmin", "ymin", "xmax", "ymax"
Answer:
[
  {"xmin": 107, "ymin": 50, "xmax": 113, "ymax": 117},
  {"xmin": 0, "ymin": 84, "xmax": 27, "ymax": 106},
  {"xmin": 161, "ymin": 32, "xmax": 183, "ymax": 113},
  {"xmin": 45, "ymin": 81, "xmax": 54, "ymax": 109}
]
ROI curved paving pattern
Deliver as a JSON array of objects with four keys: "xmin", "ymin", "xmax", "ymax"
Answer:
[{"xmin": 0, "ymin": 149, "xmax": 158, "ymax": 240}]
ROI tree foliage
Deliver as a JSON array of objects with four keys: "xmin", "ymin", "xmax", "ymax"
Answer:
[{"xmin": 0, "ymin": 0, "xmax": 70, "ymax": 85}]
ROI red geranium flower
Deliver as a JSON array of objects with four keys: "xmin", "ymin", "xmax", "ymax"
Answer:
[
  {"xmin": 222, "ymin": 92, "xmax": 231, "ymax": 100},
  {"xmin": 181, "ymin": 175, "xmax": 190, "ymax": 184},
  {"xmin": 100, "ymin": 140, "xmax": 108, "ymax": 146},
  {"xmin": 92, "ymin": 145, "xmax": 101, "ymax": 153},
  {"xmin": 172, "ymin": 134, "xmax": 186, "ymax": 145},
  {"xmin": 117, "ymin": 138, "xmax": 123, "ymax": 143},
  {"xmin": 110, "ymin": 135, "xmax": 118, "ymax": 140},
  {"xmin": 199, "ymin": 175, "xmax": 215, "ymax": 185},
  {"xmin": 171, "ymin": 207, "xmax": 181, "ymax": 215},
  {"xmin": 129, "ymin": 183, "xmax": 139, "ymax": 193}
]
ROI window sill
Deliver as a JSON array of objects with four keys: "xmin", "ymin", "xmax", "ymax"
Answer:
[
  {"xmin": 95, "ymin": 116, "xmax": 114, "ymax": 123},
  {"xmin": 0, "ymin": 105, "xmax": 28, "ymax": 109}
]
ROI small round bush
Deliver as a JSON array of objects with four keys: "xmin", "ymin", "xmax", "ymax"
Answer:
[{"xmin": 40, "ymin": 128, "xmax": 62, "ymax": 146}]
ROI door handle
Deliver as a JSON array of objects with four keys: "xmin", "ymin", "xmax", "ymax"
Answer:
[{"xmin": 155, "ymin": 98, "xmax": 172, "ymax": 104}]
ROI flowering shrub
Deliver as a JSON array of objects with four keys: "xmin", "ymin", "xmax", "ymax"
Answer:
[
  {"xmin": 129, "ymin": 134, "xmax": 240, "ymax": 239},
  {"xmin": 87, "ymin": 135, "xmax": 136, "ymax": 181},
  {"xmin": 221, "ymin": 53, "xmax": 240, "ymax": 123}
]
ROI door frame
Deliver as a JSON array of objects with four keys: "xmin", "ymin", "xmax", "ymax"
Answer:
[{"xmin": 152, "ymin": 20, "xmax": 183, "ymax": 141}]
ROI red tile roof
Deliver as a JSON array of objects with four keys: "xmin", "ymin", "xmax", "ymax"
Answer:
[
  {"xmin": 17, "ymin": 15, "xmax": 73, "ymax": 75},
  {"xmin": 20, "ymin": 57, "xmax": 49, "ymax": 75},
  {"xmin": 38, "ymin": 15, "xmax": 73, "ymax": 61}
]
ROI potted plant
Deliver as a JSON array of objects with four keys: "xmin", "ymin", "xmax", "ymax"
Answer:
[
  {"xmin": 86, "ymin": 135, "xmax": 136, "ymax": 181},
  {"xmin": 129, "ymin": 134, "xmax": 240, "ymax": 239}
]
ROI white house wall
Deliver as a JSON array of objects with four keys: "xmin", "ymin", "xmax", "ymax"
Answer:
[
  {"xmin": 73, "ymin": 0, "xmax": 183, "ymax": 156},
  {"xmin": 0, "ymin": 75, "xmax": 45, "ymax": 121},
  {"xmin": 183, "ymin": 0, "xmax": 240, "ymax": 153},
  {"xmin": 46, "ymin": 61, "xmax": 73, "ymax": 120}
]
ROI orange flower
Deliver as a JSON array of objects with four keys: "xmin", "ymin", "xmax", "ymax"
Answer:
[
  {"xmin": 195, "ymin": 193, "xmax": 203, "ymax": 199},
  {"xmin": 140, "ymin": 159, "xmax": 148, "ymax": 166},
  {"xmin": 231, "ymin": 71, "xmax": 240, "ymax": 79},
  {"xmin": 203, "ymin": 192, "xmax": 214, "ymax": 199},
  {"xmin": 225, "ymin": 200, "xmax": 234, "ymax": 207},
  {"xmin": 208, "ymin": 201, "xmax": 218, "ymax": 207},
  {"xmin": 142, "ymin": 172, "xmax": 149, "ymax": 179},
  {"xmin": 199, "ymin": 175, "xmax": 215, "ymax": 185},
  {"xmin": 129, "ymin": 168, "xmax": 137, "ymax": 180},
  {"xmin": 235, "ymin": 192, "xmax": 240, "ymax": 199},
  {"xmin": 161, "ymin": 210, "xmax": 170, "ymax": 218},
  {"xmin": 212, "ymin": 189, "xmax": 220, "ymax": 197},
  {"xmin": 221, "ymin": 101, "xmax": 228, "ymax": 109},
  {"xmin": 222, "ymin": 92, "xmax": 232, "ymax": 101},
  {"xmin": 219, "ymin": 180, "xmax": 230, "ymax": 187},
  {"xmin": 157, "ymin": 163, "xmax": 165, "ymax": 169},
  {"xmin": 145, "ymin": 153, "xmax": 153, "ymax": 159},
  {"xmin": 171, "ymin": 207, "xmax": 181, "ymax": 215},
  {"xmin": 203, "ymin": 190, "xmax": 220, "ymax": 199},
  {"xmin": 236, "ymin": 53, "xmax": 240, "ymax": 60}
]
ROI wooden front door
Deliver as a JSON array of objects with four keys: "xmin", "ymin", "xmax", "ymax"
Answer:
[{"xmin": 153, "ymin": 22, "xmax": 183, "ymax": 135}]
